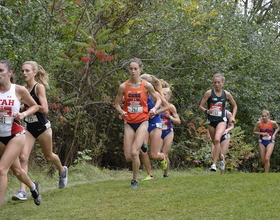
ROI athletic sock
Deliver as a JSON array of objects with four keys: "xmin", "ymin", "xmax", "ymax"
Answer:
[{"xmin": 30, "ymin": 182, "xmax": 36, "ymax": 191}]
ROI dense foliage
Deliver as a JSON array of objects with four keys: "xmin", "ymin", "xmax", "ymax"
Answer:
[{"xmin": 1, "ymin": 0, "xmax": 280, "ymax": 172}]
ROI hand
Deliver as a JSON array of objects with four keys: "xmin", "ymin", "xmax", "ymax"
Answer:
[
  {"xmin": 263, "ymin": 133, "xmax": 269, "ymax": 137},
  {"xmin": 13, "ymin": 112, "xmax": 25, "ymax": 120},
  {"xmin": 229, "ymin": 116, "xmax": 235, "ymax": 123},
  {"xmin": 149, "ymin": 108, "xmax": 156, "ymax": 118},
  {"xmin": 207, "ymin": 108, "xmax": 213, "ymax": 114},
  {"xmin": 164, "ymin": 111, "xmax": 170, "ymax": 118},
  {"xmin": 121, "ymin": 111, "xmax": 128, "ymax": 119}
]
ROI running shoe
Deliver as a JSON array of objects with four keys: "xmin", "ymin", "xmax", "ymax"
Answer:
[
  {"xmin": 130, "ymin": 180, "xmax": 138, "ymax": 188},
  {"xmin": 219, "ymin": 154, "xmax": 225, "ymax": 171},
  {"xmin": 59, "ymin": 166, "xmax": 68, "ymax": 189},
  {"xmin": 141, "ymin": 143, "xmax": 148, "ymax": 153},
  {"xmin": 210, "ymin": 164, "xmax": 217, "ymax": 172},
  {"xmin": 163, "ymin": 175, "xmax": 169, "ymax": 178},
  {"xmin": 12, "ymin": 190, "xmax": 27, "ymax": 201},
  {"xmin": 142, "ymin": 175, "xmax": 154, "ymax": 181},
  {"xmin": 30, "ymin": 181, "xmax": 41, "ymax": 206},
  {"xmin": 159, "ymin": 153, "xmax": 167, "ymax": 170}
]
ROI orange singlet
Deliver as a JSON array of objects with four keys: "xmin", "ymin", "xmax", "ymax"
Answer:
[
  {"xmin": 259, "ymin": 120, "xmax": 274, "ymax": 140},
  {"xmin": 123, "ymin": 79, "xmax": 149, "ymax": 123}
]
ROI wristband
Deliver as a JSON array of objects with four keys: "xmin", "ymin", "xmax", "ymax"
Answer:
[
  {"xmin": 22, "ymin": 112, "xmax": 26, "ymax": 117},
  {"xmin": 204, "ymin": 109, "xmax": 208, "ymax": 114}
]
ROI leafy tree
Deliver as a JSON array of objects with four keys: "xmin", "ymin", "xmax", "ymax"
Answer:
[{"xmin": 1, "ymin": 0, "xmax": 280, "ymax": 172}]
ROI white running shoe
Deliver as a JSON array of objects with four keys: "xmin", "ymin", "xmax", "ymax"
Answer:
[
  {"xmin": 219, "ymin": 154, "xmax": 225, "ymax": 171},
  {"xmin": 210, "ymin": 164, "xmax": 217, "ymax": 172},
  {"xmin": 12, "ymin": 190, "xmax": 27, "ymax": 201}
]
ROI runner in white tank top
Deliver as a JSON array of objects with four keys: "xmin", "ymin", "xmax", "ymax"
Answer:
[
  {"xmin": 0, "ymin": 84, "xmax": 23, "ymax": 137},
  {"xmin": 0, "ymin": 60, "xmax": 41, "ymax": 207}
]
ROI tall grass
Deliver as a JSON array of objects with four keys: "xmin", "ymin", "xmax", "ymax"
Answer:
[{"xmin": 1, "ymin": 164, "xmax": 279, "ymax": 219}]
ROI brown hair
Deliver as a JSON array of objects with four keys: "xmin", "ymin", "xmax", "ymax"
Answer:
[
  {"xmin": 127, "ymin": 58, "xmax": 143, "ymax": 70},
  {"xmin": 0, "ymin": 60, "xmax": 16, "ymax": 83}
]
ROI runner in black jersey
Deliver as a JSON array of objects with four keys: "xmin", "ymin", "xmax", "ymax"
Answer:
[
  {"xmin": 199, "ymin": 74, "xmax": 237, "ymax": 172},
  {"xmin": 12, "ymin": 61, "xmax": 68, "ymax": 202},
  {"xmin": 209, "ymin": 110, "xmax": 234, "ymax": 174}
]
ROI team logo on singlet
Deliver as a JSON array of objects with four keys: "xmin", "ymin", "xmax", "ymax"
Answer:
[
  {"xmin": 0, "ymin": 99, "xmax": 15, "ymax": 105},
  {"xmin": 209, "ymin": 102, "xmax": 222, "ymax": 117},
  {"xmin": 128, "ymin": 93, "xmax": 141, "ymax": 98},
  {"xmin": 127, "ymin": 91, "xmax": 143, "ymax": 113}
]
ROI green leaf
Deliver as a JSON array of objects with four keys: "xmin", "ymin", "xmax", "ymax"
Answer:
[{"xmin": 73, "ymin": 41, "xmax": 91, "ymax": 48}]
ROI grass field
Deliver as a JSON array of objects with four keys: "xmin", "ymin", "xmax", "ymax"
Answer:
[{"xmin": 1, "ymin": 164, "xmax": 280, "ymax": 220}]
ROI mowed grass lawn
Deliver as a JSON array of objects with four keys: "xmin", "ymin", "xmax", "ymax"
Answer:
[{"xmin": 1, "ymin": 165, "xmax": 280, "ymax": 220}]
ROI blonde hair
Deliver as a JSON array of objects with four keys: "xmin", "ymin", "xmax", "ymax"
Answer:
[
  {"xmin": 159, "ymin": 78, "xmax": 172, "ymax": 97},
  {"xmin": 140, "ymin": 73, "xmax": 163, "ymax": 96},
  {"xmin": 160, "ymin": 78, "xmax": 171, "ymax": 88},
  {"xmin": 23, "ymin": 61, "xmax": 49, "ymax": 89},
  {"xmin": 261, "ymin": 109, "xmax": 270, "ymax": 116},
  {"xmin": 213, "ymin": 73, "xmax": 225, "ymax": 82},
  {"xmin": 162, "ymin": 87, "xmax": 172, "ymax": 97}
]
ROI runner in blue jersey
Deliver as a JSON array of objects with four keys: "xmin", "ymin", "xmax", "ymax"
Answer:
[
  {"xmin": 159, "ymin": 86, "xmax": 180, "ymax": 178},
  {"xmin": 139, "ymin": 74, "xmax": 170, "ymax": 181}
]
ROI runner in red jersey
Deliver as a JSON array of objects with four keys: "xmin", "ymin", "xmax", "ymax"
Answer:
[
  {"xmin": 123, "ymin": 79, "xmax": 149, "ymax": 124},
  {"xmin": 114, "ymin": 58, "xmax": 161, "ymax": 188},
  {"xmin": 253, "ymin": 109, "xmax": 279, "ymax": 173}
]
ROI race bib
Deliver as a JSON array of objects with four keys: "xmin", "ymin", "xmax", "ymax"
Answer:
[
  {"xmin": 45, "ymin": 121, "xmax": 51, "ymax": 129},
  {"xmin": 224, "ymin": 133, "xmax": 230, "ymax": 139},
  {"xmin": 128, "ymin": 106, "xmax": 143, "ymax": 113},
  {"xmin": 209, "ymin": 103, "xmax": 223, "ymax": 117},
  {"xmin": 0, "ymin": 116, "xmax": 13, "ymax": 124},
  {"xmin": 210, "ymin": 111, "xmax": 222, "ymax": 117},
  {"xmin": 161, "ymin": 123, "xmax": 168, "ymax": 130},
  {"xmin": 156, "ymin": 123, "xmax": 163, "ymax": 129},
  {"xmin": 262, "ymin": 135, "xmax": 271, "ymax": 140},
  {"xmin": 160, "ymin": 117, "xmax": 169, "ymax": 130},
  {"xmin": 25, "ymin": 115, "xmax": 39, "ymax": 123}
]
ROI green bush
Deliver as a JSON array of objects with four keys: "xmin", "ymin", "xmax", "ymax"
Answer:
[{"xmin": 169, "ymin": 115, "xmax": 255, "ymax": 172}]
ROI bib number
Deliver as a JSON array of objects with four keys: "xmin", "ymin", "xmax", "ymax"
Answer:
[
  {"xmin": 128, "ymin": 106, "xmax": 143, "ymax": 113},
  {"xmin": 161, "ymin": 123, "xmax": 168, "ymax": 130},
  {"xmin": 210, "ymin": 111, "xmax": 222, "ymax": 117},
  {"xmin": 25, "ymin": 115, "xmax": 39, "ymax": 123},
  {"xmin": 0, "ymin": 116, "xmax": 13, "ymax": 124},
  {"xmin": 156, "ymin": 123, "xmax": 163, "ymax": 129},
  {"xmin": 262, "ymin": 135, "xmax": 271, "ymax": 141}
]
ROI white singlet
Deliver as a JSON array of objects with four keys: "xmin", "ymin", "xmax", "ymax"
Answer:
[{"xmin": 0, "ymin": 84, "xmax": 23, "ymax": 137}]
